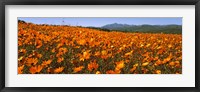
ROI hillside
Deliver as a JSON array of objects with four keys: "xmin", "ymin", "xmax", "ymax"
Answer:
[{"xmin": 101, "ymin": 23, "xmax": 182, "ymax": 34}]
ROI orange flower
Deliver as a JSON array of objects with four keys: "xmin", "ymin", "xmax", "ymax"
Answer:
[
  {"xmin": 83, "ymin": 50, "xmax": 91, "ymax": 59},
  {"xmin": 163, "ymin": 53, "xmax": 173, "ymax": 64},
  {"xmin": 59, "ymin": 47, "xmax": 68, "ymax": 54},
  {"xmin": 29, "ymin": 65, "xmax": 43, "ymax": 74},
  {"xmin": 101, "ymin": 50, "xmax": 109, "ymax": 59},
  {"xmin": 163, "ymin": 58, "xmax": 171, "ymax": 64},
  {"xmin": 154, "ymin": 56, "xmax": 159, "ymax": 61},
  {"xmin": 57, "ymin": 57, "xmax": 64, "ymax": 63},
  {"xmin": 175, "ymin": 61, "xmax": 180, "ymax": 64},
  {"xmin": 42, "ymin": 60, "xmax": 52, "ymax": 67},
  {"xmin": 54, "ymin": 67, "xmax": 64, "ymax": 73},
  {"xmin": 18, "ymin": 65, "xmax": 24, "ymax": 74},
  {"xmin": 79, "ymin": 50, "xmax": 91, "ymax": 61},
  {"xmin": 155, "ymin": 70, "xmax": 161, "ymax": 74},
  {"xmin": 155, "ymin": 60, "xmax": 162, "ymax": 66},
  {"xmin": 94, "ymin": 51, "xmax": 100, "ymax": 56},
  {"xmin": 37, "ymin": 53, "xmax": 42, "ymax": 58},
  {"xmin": 19, "ymin": 49, "xmax": 26, "ymax": 54},
  {"xmin": 26, "ymin": 58, "xmax": 38, "ymax": 66},
  {"xmin": 18, "ymin": 41, "xmax": 23, "ymax": 46},
  {"xmin": 51, "ymin": 48, "xmax": 56, "ymax": 53},
  {"xmin": 115, "ymin": 61, "xmax": 124, "ymax": 70},
  {"xmin": 114, "ymin": 69, "xmax": 121, "ymax": 74},
  {"xmin": 35, "ymin": 40, "xmax": 43, "ymax": 48},
  {"xmin": 73, "ymin": 66, "xmax": 84, "ymax": 73},
  {"xmin": 130, "ymin": 66, "xmax": 137, "ymax": 72},
  {"xmin": 87, "ymin": 61, "xmax": 99, "ymax": 71},
  {"xmin": 56, "ymin": 43, "xmax": 63, "ymax": 48},
  {"xmin": 106, "ymin": 70, "xmax": 116, "ymax": 74},
  {"xmin": 125, "ymin": 50, "xmax": 133, "ymax": 56},
  {"xmin": 101, "ymin": 50, "xmax": 107, "ymax": 55},
  {"xmin": 77, "ymin": 39, "xmax": 86, "ymax": 45},
  {"xmin": 169, "ymin": 62, "xmax": 175, "ymax": 66}
]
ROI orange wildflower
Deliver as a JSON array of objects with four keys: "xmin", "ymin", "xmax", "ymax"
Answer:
[
  {"xmin": 26, "ymin": 58, "xmax": 38, "ymax": 66},
  {"xmin": 35, "ymin": 40, "xmax": 43, "ymax": 48},
  {"xmin": 54, "ymin": 67, "xmax": 64, "ymax": 73},
  {"xmin": 106, "ymin": 70, "xmax": 116, "ymax": 74},
  {"xmin": 73, "ymin": 66, "xmax": 84, "ymax": 73},
  {"xmin": 125, "ymin": 51, "xmax": 133, "ymax": 56},
  {"xmin": 155, "ymin": 70, "xmax": 161, "ymax": 74},
  {"xmin": 77, "ymin": 39, "xmax": 86, "ymax": 45},
  {"xmin": 169, "ymin": 62, "xmax": 175, "ymax": 66},
  {"xmin": 57, "ymin": 57, "xmax": 64, "ymax": 63},
  {"xmin": 19, "ymin": 49, "xmax": 26, "ymax": 54},
  {"xmin": 79, "ymin": 50, "xmax": 91, "ymax": 61},
  {"xmin": 115, "ymin": 61, "xmax": 124, "ymax": 70},
  {"xmin": 42, "ymin": 60, "xmax": 52, "ymax": 67},
  {"xmin": 87, "ymin": 61, "xmax": 99, "ymax": 71},
  {"xmin": 29, "ymin": 65, "xmax": 43, "ymax": 74},
  {"xmin": 18, "ymin": 65, "xmax": 24, "ymax": 74},
  {"xmin": 37, "ymin": 53, "xmax": 42, "ymax": 58},
  {"xmin": 51, "ymin": 48, "xmax": 56, "ymax": 53}
]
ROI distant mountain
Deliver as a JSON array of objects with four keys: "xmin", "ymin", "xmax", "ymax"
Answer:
[
  {"xmin": 101, "ymin": 23, "xmax": 182, "ymax": 34},
  {"xmin": 102, "ymin": 23, "xmax": 131, "ymax": 29}
]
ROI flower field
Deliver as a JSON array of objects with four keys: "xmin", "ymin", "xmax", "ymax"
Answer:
[{"xmin": 18, "ymin": 22, "xmax": 182, "ymax": 74}]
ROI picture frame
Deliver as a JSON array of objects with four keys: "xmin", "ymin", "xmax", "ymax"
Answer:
[{"xmin": 0, "ymin": 0, "xmax": 199, "ymax": 92}]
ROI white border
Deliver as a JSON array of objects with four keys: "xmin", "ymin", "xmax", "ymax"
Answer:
[{"xmin": 5, "ymin": 5, "xmax": 195, "ymax": 87}]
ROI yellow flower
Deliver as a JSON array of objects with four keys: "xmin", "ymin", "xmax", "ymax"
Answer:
[
  {"xmin": 96, "ymin": 71, "xmax": 101, "ymax": 74},
  {"xmin": 142, "ymin": 62, "xmax": 149, "ymax": 66}
]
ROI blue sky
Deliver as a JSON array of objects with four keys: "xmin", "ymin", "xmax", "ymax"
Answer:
[{"xmin": 18, "ymin": 17, "xmax": 182, "ymax": 27}]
